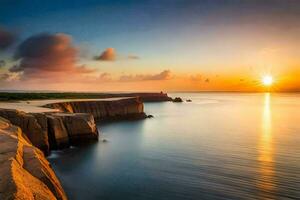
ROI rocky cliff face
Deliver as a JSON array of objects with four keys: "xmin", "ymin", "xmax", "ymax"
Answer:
[
  {"xmin": 0, "ymin": 97, "xmax": 145, "ymax": 154},
  {"xmin": 0, "ymin": 117, "xmax": 67, "ymax": 200},
  {"xmin": 0, "ymin": 96, "xmax": 164, "ymax": 199},
  {"xmin": 0, "ymin": 109, "xmax": 50, "ymax": 155},
  {"xmin": 45, "ymin": 97, "xmax": 147, "ymax": 122},
  {"xmin": 0, "ymin": 109, "xmax": 99, "ymax": 155},
  {"xmin": 50, "ymin": 113, "xmax": 98, "ymax": 144}
]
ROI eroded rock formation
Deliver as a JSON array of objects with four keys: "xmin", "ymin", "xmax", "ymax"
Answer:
[
  {"xmin": 50, "ymin": 113, "xmax": 98, "ymax": 144},
  {"xmin": 0, "ymin": 109, "xmax": 50, "ymax": 155},
  {"xmin": 0, "ymin": 94, "xmax": 174, "ymax": 200},
  {"xmin": 0, "ymin": 117, "xmax": 67, "ymax": 200},
  {"xmin": 0, "ymin": 109, "xmax": 99, "ymax": 154},
  {"xmin": 45, "ymin": 97, "xmax": 147, "ymax": 121}
]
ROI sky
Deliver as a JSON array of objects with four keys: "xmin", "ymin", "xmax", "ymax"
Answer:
[{"xmin": 0, "ymin": 0, "xmax": 300, "ymax": 92}]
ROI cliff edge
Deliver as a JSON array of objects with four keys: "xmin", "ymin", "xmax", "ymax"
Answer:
[
  {"xmin": 0, "ymin": 117, "xmax": 67, "ymax": 200},
  {"xmin": 44, "ymin": 97, "xmax": 147, "ymax": 121}
]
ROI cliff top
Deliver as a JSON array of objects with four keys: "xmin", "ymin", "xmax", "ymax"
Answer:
[{"xmin": 0, "ymin": 97, "xmax": 134, "ymax": 113}]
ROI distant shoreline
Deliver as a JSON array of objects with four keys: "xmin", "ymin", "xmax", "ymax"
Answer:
[{"xmin": 0, "ymin": 92, "xmax": 173, "ymax": 102}]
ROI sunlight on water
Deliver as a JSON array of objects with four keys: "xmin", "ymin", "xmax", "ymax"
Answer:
[
  {"xmin": 258, "ymin": 93, "xmax": 275, "ymax": 197},
  {"xmin": 49, "ymin": 93, "xmax": 300, "ymax": 200}
]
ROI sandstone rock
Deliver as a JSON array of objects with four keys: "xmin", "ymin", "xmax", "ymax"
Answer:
[
  {"xmin": 0, "ymin": 109, "xmax": 49, "ymax": 155},
  {"xmin": 51, "ymin": 113, "xmax": 99, "ymax": 144},
  {"xmin": 46, "ymin": 114, "xmax": 69, "ymax": 149},
  {"xmin": 0, "ymin": 117, "xmax": 67, "ymax": 200},
  {"xmin": 45, "ymin": 97, "xmax": 147, "ymax": 122}
]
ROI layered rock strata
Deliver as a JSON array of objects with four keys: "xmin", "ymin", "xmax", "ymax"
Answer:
[
  {"xmin": 45, "ymin": 97, "xmax": 147, "ymax": 122},
  {"xmin": 0, "ymin": 109, "xmax": 50, "ymax": 155},
  {"xmin": 0, "ymin": 109, "xmax": 99, "ymax": 154},
  {"xmin": 49, "ymin": 113, "xmax": 98, "ymax": 144},
  {"xmin": 0, "ymin": 117, "xmax": 67, "ymax": 200}
]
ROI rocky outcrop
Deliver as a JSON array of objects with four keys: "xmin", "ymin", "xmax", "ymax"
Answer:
[
  {"xmin": 172, "ymin": 97, "xmax": 183, "ymax": 103},
  {"xmin": 0, "ymin": 97, "xmax": 146, "ymax": 154},
  {"xmin": 45, "ymin": 97, "xmax": 147, "ymax": 122},
  {"xmin": 122, "ymin": 92, "xmax": 173, "ymax": 102},
  {"xmin": 46, "ymin": 114, "xmax": 69, "ymax": 150},
  {"xmin": 0, "ymin": 117, "xmax": 67, "ymax": 200},
  {"xmin": 50, "ymin": 113, "xmax": 98, "ymax": 144},
  {"xmin": 0, "ymin": 109, "xmax": 49, "ymax": 155},
  {"xmin": 0, "ymin": 108, "xmax": 99, "ymax": 154}
]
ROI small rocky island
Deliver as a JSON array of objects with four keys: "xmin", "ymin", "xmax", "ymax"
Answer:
[{"xmin": 0, "ymin": 92, "xmax": 175, "ymax": 200}]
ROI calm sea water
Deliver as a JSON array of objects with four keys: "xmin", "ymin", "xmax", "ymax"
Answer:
[{"xmin": 49, "ymin": 93, "xmax": 300, "ymax": 200}]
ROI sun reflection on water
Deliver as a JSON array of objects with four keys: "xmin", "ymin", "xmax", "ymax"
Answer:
[{"xmin": 257, "ymin": 93, "xmax": 276, "ymax": 197}]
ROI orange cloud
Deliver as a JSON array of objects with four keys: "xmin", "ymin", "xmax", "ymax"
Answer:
[
  {"xmin": 94, "ymin": 48, "xmax": 140, "ymax": 61},
  {"xmin": 10, "ymin": 33, "xmax": 95, "ymax": 81},
  {"xmin": 95, "ymin": 48, "xmax": 116, "ymax": 61},
  {"xmin": 119, "ymin": 70, "xmax": 172, "ymax": 82},
  {"xmin": 97, "ymin": 72, "xmax": 112, "ymax": 82}
]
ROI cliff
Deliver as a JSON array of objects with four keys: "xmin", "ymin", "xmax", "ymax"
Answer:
[
  {"xmin": 0, "ymin": 97, "xmax": 151, "ymax": 199},
  {"xmin": 0, "ymin": 117, "xmax": 67, "ymax": 200},
  {"xmin": 44, "ymin": 97, "xmax": 147, "ymax": 122},
  {"xmin": 0, "ymin": 109, "xmax": 50, "ymax": 155},
  {"xmin": 0, "ymin": 110, "xmax": 99, "ymax": 154},
  {"xmin": 0, "ymin": 91, "xmax": 173, "ymax": 102}
]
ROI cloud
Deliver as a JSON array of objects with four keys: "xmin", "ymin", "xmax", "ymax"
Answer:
[
  {"xmin": 128, "ymin": 55, "xmax": 140, "ymax": 60},
  {"xmin": 94, "ymin": 48, "xmax": 116, "ymax": 61},
  {"xmin": 97, "ymin": 72, "xmax": 112, "ymax": 82},
  {"xmin": 10, "ymin": 33, "xmax": 95, "ymax": 80},
  {"xmin": 190, "ymin": 74, "xmax": 202, "ymax": 81},
  {"xmin": 119, "ymin": 70, "xmax": 172, "ymax": 82},
  {"xmin": 0, "ymin": 60, "xmax": 5, "ymax": 67},
  {"xmin": 0, "ymin": 72, "xmax": 20, "ymax": 82},
  {"xmin": 94, "ymin": 48, "xmax": 140, "ymax": 61},
  {"xmin": 0, "ymin": 27, "xmax": 15, "ymax": 50}
]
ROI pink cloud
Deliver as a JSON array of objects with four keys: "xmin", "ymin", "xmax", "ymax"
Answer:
[
  {"xmin": 10, "ymin": 33, "xmax": 95, "ymax": 80},
  {"xmin": 95, "ymin": 48, "xmax": 116, "ymax": 61},
  {"xmin": 119, "ymin": 70, "xmax": 172, "ymax": 82}
]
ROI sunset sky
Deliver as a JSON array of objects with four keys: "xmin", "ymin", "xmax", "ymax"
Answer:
[{"xmin": 1, "ymin": 0, "xmax": 300, "ymax": 92}]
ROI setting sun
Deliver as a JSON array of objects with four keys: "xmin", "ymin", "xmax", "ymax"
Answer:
[{"xmin": 262, "ymin": 75, "xmax": 273, "ymax": 86}]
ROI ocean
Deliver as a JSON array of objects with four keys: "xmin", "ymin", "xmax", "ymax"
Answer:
[{"xmin": 49, "ymin": 93, "xmax": 300, "ymax": 200}]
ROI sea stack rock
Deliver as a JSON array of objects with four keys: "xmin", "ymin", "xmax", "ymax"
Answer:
[
  {"xmin": 173, "ymin": 97, "xmax": 183, "ymax": 103},
  {"xmin": 0, "ymin": 117, "xmax": 67, "ymax": 200}
]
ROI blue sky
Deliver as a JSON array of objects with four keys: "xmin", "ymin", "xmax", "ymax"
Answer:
[{"xmin": 1, "ymin": 0, "xmax": 300, "ymax": 91}]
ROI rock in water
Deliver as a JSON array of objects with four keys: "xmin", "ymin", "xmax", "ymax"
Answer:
[
  {"xmin": 173, "ymin": 97, "xmax": 183, "ymax": 103},
  {"xmin": 46, "ymin": 114, "xmax": 70, "ymax": 149},
  {"xmin": 50, "ymin": 113, "xmax": 99, "ymax": 144}
]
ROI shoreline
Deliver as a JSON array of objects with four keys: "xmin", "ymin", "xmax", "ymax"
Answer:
[{"xmin": 0, "ymin": 92, "xmax": 175, "ymax": 199}]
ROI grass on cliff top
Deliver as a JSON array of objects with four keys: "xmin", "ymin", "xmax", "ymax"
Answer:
[
  {"xmin": 0, "ymin": 92, "xmax": 167, "ymax": 101},
  {"xmin": 0, "ymin": 92, "xmax": 121, "ymax": 101}
]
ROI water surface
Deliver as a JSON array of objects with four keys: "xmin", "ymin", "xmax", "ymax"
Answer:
[{"xmin": 49, "ymin": 93, "xmax": 300, "ymax": 200}]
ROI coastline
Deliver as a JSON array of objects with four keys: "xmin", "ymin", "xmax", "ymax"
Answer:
[{"xmin": 0, "ymin": 92, "xmax": 174, "ymax": 199}]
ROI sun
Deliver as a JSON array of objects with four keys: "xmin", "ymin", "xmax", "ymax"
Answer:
[{"xmin": 262, "ymin": 75, "xmax": 273, "ymax": 86}]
